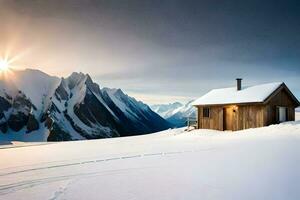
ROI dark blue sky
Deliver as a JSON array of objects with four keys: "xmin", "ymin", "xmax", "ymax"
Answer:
[{"xmin": 0, "ymin": 0, "xmax": 299, "ymax": 104}]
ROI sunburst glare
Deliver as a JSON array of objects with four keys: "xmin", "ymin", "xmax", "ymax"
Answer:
[{"xmin": 0, "ymin": 59, "xmax": 10, "ymax": 71}]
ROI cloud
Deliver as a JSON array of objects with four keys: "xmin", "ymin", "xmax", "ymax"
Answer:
[{"xmin": 0, "ymin": 0, "xmax": 299, "ymax": 104}]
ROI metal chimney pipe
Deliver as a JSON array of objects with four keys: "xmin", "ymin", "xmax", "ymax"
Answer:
[{"xmin": 236, "ymin": 78, "xmax": 242, "ymax": 91}]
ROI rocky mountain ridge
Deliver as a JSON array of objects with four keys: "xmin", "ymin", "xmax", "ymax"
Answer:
[{"xmin": 0, "ymin": 69, "xmax": 171, "ymax": 141}]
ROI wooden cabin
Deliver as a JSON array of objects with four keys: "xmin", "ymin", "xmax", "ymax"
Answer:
[{"xmin": 193, "ymin": 79, "xmax": 300, "ymax": 131}]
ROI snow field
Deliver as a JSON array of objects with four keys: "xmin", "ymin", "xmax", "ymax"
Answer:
[{"xmin": 0, "ymin": 122, "xmax": 300, "ymax": 200}]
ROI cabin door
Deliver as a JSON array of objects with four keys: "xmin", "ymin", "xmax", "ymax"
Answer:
[
  {"xmin": 277, "ymin": 106, "xmax": 288, "ymax": 123},
  {"xmin": 223, "ymin": 107, "xmax": 233, "ymax": 130}
]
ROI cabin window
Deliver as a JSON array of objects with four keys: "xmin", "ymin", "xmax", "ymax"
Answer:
[{"xmin": 203, "ymin": 107, "xmax": 210, "ymax": 118}]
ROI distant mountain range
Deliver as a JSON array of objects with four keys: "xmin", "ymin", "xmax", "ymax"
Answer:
[
  {"xmin": 0, "ymin": 69, "xmax": 171, "ymax": 141},
  {"xmin": 151, "ymin": 101, "xmax": 196, "ymax": 127}
]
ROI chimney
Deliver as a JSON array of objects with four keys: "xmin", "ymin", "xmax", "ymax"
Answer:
[{"xmin": 236, "ymin": 78, "xmax": 242, "ymax": 91}]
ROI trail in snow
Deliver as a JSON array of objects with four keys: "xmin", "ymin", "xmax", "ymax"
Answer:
[
  {"xmin": 48, "ymin": 181, "xmax": 70, "ymax": 200},
  {"xmin": 0, "ymin": 147, "xmax": 217, "ymax": 177}
]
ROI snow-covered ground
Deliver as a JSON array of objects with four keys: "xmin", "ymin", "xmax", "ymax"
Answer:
[{"xmin": 0, "ymin": 121, "xmax": 300, "ymax": 200}]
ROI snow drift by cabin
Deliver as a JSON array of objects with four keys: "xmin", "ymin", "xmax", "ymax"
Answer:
[{"xmin": 193, "ymin": 79, "xmax": 300, "ymax": 131}]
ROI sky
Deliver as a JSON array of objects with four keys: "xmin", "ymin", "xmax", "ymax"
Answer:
[{"xmin": 0, "ymin": 0, "xmax": 299, "ymax": 105}]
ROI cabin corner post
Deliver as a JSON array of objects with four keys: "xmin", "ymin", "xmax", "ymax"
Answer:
[
  {"xmin": 197, "ymin": 106, "xmax": 199, "ymax": 129},
  {"xmin": 197, "ymin": 106, "xmax": 202, "ymax": 129}
]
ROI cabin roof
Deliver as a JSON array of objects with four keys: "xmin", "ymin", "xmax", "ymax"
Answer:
[{"xmin": 193, "ymin": 82, "xmax": 285, "ymax": 106}]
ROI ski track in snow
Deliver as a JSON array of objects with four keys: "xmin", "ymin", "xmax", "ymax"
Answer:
[
  {"xmin": 0, "ymin": 147, "xmax": 217, "ymax": 178},
  {"xmin": 0, "ymin": 146, "xmax": 219, "ymax": 197},
  {"xmin": 0, "ymin": 174, "xmax": 76, "ymax": 196},
  {"xmin": 0, "ymin": 166, "xmax": 160, "ymax": 196}
]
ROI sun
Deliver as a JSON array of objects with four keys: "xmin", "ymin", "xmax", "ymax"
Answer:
[{"xmin": 0, "ymin": 59, "xmax": 10, "ymax": 71}]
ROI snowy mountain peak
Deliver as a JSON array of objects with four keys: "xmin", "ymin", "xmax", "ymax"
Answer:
[
  {"xmin": 0, "ymin": 69, "xmax": 171, "ymax": 141},
  {"xmin": 2, "ymin": 69, "xmax": 60, "ymax": 115},
  {"xmin": 103, "ymin": 88, "xmax": 124, "ymax": 96},
  {"xmin": 115, "ymin": 88, "xmax": 125, "ymax": 95},
  {"xmin": 84, "ymin": 74, "xmax": 102, "ymax": 95},
  {"xmin": 20, "ymin": 68, "xmax": 52, "ymax": 77},
  {"xmin": 151, "ymin": 102, "xmax": 183, "ymax": 118},
  {"xmin": 67, "ymin": 72, "xmax": 87, "ymax": 90},
  {"xmin": 151, "ymin": 101, "xmax": 196, "ymax": 127}
]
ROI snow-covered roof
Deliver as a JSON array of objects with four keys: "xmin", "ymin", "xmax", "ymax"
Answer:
[{"xmin": 193, "ymin": 82, "xmax": 283, "ymax": 106}]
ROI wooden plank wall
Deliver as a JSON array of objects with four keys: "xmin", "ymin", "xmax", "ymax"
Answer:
[
  {"xmin": 235, "ymin": 105, "xmax": 265, "ymax": 131},
  {"xmin": 265, "ymin": 89, "xmax": 296, "ymax": 125},
  {"xmin": 197, "ymin": 105, "xmax": 266, "ymax": 131},
  {"xmin": 197, "ymin": 106, "xmax": 223, "ymax": 131}
]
